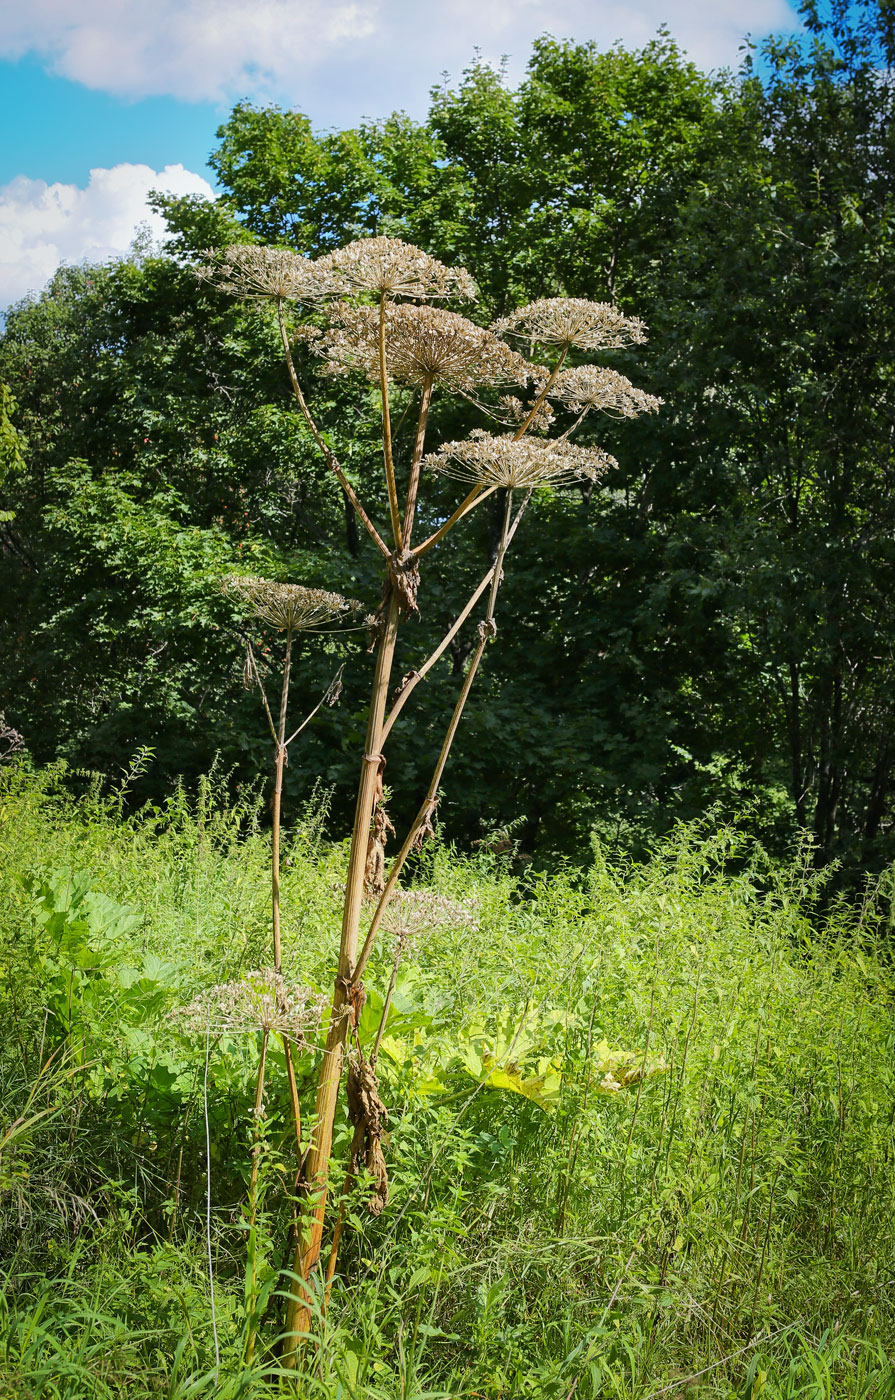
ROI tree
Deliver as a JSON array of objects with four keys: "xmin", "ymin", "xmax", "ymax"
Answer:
[{"xmin": 647, "ymin": 0, "xmax": 895, "ymax": 872}]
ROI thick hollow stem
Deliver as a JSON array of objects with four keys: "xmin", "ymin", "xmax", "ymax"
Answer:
[
  {"xmin": 378, "ymin": 292, "xmax": 402, "ymax": 548},
  {"xmin": 271, "ymin": 632, "xmax": 293, "ymax": 973},
  {"xmin": 414, "ymin": 483, "xmax": 498, "ymax": 558},
  {"xmin": 401, "ymin": 376, "xmax": 434, "ymax": 551},
  {"xmin": 277, "ymin": 300, "xmax": 390, "ymax": 561},
  {"xmin": 283, "ymin": 593, "xmax": 402, "ymax": 1358}
]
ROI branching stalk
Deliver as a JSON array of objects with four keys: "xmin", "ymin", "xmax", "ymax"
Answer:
[
  {"xmin": 379, "ymin": 292, "xmax": 403, "ymax": 547},
  {"xmin": 277, "ymin": 300, "xmax": 390, "ymax": 561},
  {"xmin": 513, "ymin": 346, "xmax": 568, "ymax": 439},
  {"xmin": 245, "ymin": 642, "xmax": 278, "ymax": 744},
  {"xmin": 283, "ymin": 593, "xmax": 402, "ymax": 1358},
  {"xmin": 414, "ymin": 483, "xmax": 499, "ymax": 557},
  {"xmin": 381, "ymin": 565, "xmax": 496, "ymax": 742},
  {"xmin": 401, "ymin": 375, "xmax": 434, "ymax": 550}
]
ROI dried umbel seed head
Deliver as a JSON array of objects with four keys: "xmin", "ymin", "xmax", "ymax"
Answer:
[
  {"xmin": 382, "ymin": 889, "xmax": 481, "ymax": 955},
  {"xmin": 426, "ymin": 432, "xmax": 617, "ymax": 489},
  {"xmin": 198, "ymin": 244, "xmax": 339, "ymax": 303},
  {"xmin": 548, "ymin": 365, "xmax": 663, "ymax": 418},
  {"xmin": 169, "ymin": 969, "xmax": 327, "ymax": 1041},
  {"xmin": 495, "ymin": 297, "xmax": 647, "ymax": 351},
  {"xmin": 314, "ymin": 236, "xmax": 477, "ymax": 301},
  {"xmin": 319, "ymin": 303, "xmax": 535, "ymax": 392},
  {"xmin": 221, "ymin": 575, "xmax": 357, "ymax": 631}
]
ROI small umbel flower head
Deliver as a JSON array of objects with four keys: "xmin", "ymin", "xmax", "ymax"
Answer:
[
  {"xmin": 199, "ymin": 244, "xmax": 339, "ymax": 303},
  {"xmin": 315, "ymin": 237, "xmax": 477, "ymax": 301},
  {"xmin": 426, "ymin": 432, "xmax": 616, "ymax": 489},
  {"xmin": 320, "ymin": 304, "xmax": 534, "ymax": 392},
  {"xmin": 495, "ymin": 297, "xmax": 647, "ymax": 351},
  {"xmin": 221, "ymin": 575, "xmax": 356, "ymax": 631},
  {"xmin": 381, "ymin": 889, "xmax": 481, "ymax": 956},
  {"xmin": 170, "ymin": 969, "xmax": 327, "ymax": 1041},
  {"xmin": 548, "ymin": 365, "xmax": 663, "ymax": 418}
]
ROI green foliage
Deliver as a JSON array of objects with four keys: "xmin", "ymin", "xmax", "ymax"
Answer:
[
  {"xmin": 0, "ymin": 382, "xmax": 25, "ymax": 501},
  {"xmin": 1, "ymin": 766, "xmax": 893, "ymax": 1396},
  {"xmin": 3, "ymin": 7, "xmax": 895, "ymax": 873}
]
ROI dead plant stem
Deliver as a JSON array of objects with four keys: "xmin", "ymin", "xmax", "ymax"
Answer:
[
  {"xmin": 378, "ymin": 292, "xmax": 403, "ymax": 547},
  {"xmin": 401, "ymin": 375, "xmax": 434, "ymax": 550},
  {"xmin": 244, "ymin": 1028, "xmax": 269, "ymax": 1364},
  {"xmin": 283, "ymin": 592, "xmax": 401, "ymax": 1357},
  {"xmin": 380, "ymin": 565, "xmax": 496, "ymax": 742},
  {"xmin": 271, "ymin": 630, "xmax": 293, "ymax": 973},
  {"xmin": 414, "ymin": 483, "xmax": 498, "ymax": 557},
  {"xmin": 512, "ymin": 347, "xmax": 568, "ymax": 440},
  {"xmin": 277, "ymin": 300, "xmax": 390, "ymax": 560}
]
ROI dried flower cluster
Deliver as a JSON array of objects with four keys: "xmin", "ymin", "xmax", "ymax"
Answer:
[
  {"xmin": 315, "ymin": 236, "xmax": 477, "ymax": 302},
  {"xmin": 549, "ymin": 365, "xmax": 663, "ymax": 418},
  {"xmin": 319, "ymin": 304, "xmax": 534, "ymax": 392},
  {"xmin": 222, "ymin": 575, "xmax": 356, "ymax": 631},
  {"xmin": 426, "ymin": 432, "xmax": 616, "ymax": 489},
  {"xmin": 199, "ymin": 245, "xmax": 337, "ymax": 303},
  {"xmin": 495, "ymin": 297, "xmax": 647, "ymax": 351},
  {"xmin": 381, "ymin": 888, "xmax": 481, "ymax": 953},
  {"xmin": 170, "ymin": 969, "xmax": 327, "ymax": 1041}
]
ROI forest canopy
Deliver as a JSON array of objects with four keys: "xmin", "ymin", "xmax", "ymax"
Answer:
[{"xmin": 2, "ymin": 0, "xmax": 895, "ymax": 878}]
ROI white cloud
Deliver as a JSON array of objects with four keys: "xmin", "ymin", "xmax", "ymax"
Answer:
[
  {"xmin": 0, "ymin": 163, "xmax": 214, "ymax": 308},
  {"xmin": 0, "ymin": 0, "xmax": 798, "ymax": 114}
]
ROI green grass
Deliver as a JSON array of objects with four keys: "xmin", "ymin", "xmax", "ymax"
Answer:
[{"xmin": 1, "ymin": 760, "xmax": 893, "ymax": 1397}]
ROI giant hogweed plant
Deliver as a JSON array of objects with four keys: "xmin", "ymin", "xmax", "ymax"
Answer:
[{"xmin": 203, "ymin": 238, "xmax": 661, "ymax": 1355}]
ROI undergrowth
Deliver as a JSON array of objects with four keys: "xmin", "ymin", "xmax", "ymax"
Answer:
[{"xmin": 1, "ymin": 761, "xmax": 893, "ymax": 1397}]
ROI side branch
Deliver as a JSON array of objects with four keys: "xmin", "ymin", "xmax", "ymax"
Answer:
[
  {"xmin": 378, "ymin": 292, "xmax": 403, "ymax": 548},
  {"xmin": 401, "ymin": 375, "xmax": 434, "ymax": 551},
  {"xmin": 283, "ymin": 663, "xmax": 346, "ymax": 749},
  {"xmin": 414, "ymin": 482, "xmax": 500, "ymax": 558},
  {"xmin": 277, "ymin": 301, "xmax": 390, "ymax": 561},
  {"xmin": 244, "ymin": 641, "xmax": 278, "ymax": 745},
  {"xmin": 380, "ymin": 566, "xmax": 496, "ymax": 743},
  {"xmin": 512, "ymin": 346, "xmax": 568, "ymax": 440}
]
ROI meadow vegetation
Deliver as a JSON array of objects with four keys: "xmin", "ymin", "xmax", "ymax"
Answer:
[{"xmin": 2, "ymin": 762, "xmax": 893, "ymax": 1397}]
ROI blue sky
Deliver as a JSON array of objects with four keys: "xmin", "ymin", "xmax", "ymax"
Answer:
[
  {"xmin": 0, "ymin": 0, "xmax": 802, "ymax": 308},
  {"xmin": 0, "ymin": 59, "xmax": 224, "ymax": 188}
]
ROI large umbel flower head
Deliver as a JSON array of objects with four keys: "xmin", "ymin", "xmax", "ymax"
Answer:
[
  {"xmin": 198, "ymin": 245, "xmax": 339, "ymax": 303},
  {"xmin": 548, "ymin": 365, "xmax": 663, "ymax": 418},
  {"xmin": 426, "ymin": 432, "xmax": 616, "ymax": 489},
  {"xmin": 221, "ymin": 575, "xmax": 357, "ymax": 631},
  {"xmin": 495, "ymin": 297, "xmax": 648, "ymax": 351},
  {"xmin": 314, "ymin": 237, "xmax": 477, "ymax": 302},
  {"xmin": 319, "ymin": 304, "xmax": 535, "ymax": 392}
]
